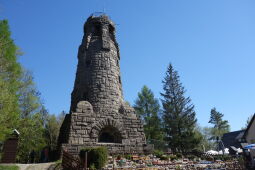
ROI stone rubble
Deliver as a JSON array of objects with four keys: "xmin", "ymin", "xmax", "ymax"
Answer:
[{"xmin": 104, "ymin": 155, "xmax": 243, "ymax": 170}]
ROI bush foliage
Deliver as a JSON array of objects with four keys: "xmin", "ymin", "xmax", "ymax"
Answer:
[
  {"xmin": 80, "ymin": 147, "xmax": 108, "ymax": 169},
  {"xmin": 153, "ymin": 149, "xmax": 164, "ymax": 158}
]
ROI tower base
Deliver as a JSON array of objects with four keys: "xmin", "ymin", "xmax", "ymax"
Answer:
[{"xmin": 58, "ymin": 101, "xmax": 153, "ymax": 156}]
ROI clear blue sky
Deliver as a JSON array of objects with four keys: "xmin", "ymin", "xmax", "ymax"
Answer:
[{"xmin": 1, "ymin": 0, "xmax": 255, "ymax": 131}]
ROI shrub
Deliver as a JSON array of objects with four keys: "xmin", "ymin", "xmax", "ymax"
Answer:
[
  {"xmin": 223, "ymin": 155, "xmax": 232, "ymax": 161},
  {"xmin": 237, "ymin": 156, "xmax": 245, "ymax": 167},
  {"xmin": 80, "ymin": 147, "xmax": 108, "ymax": 169},
  {"xmin": 89, "ymin": 164, "xmax": 96, "ymax": 170},
  {"xmin": 53, "ymin": 159, "xmax": 62, "ymax": 169},
  {"xmin": 213, "ymin": 155, "xmax": 221, "ymax": 161},
  {"xmin": 124, "ymin": 154, "xmax": 132, "ymax": 160},
  {"xmin": 169, "ymin": 155, "xmax": 177, "ymax": 161},
  {"xmin": 186, "ymin": 155, "xmax": 196, "ymax": 160},
  {"xmin": 153, "ymin": 149, "xmax": 164, "ymax": 158},
  {"xmin": 213, "ymin": 155, "xmax": 232, "ymax": 161},
  {"xmin": 160, "ymin": 155, "xmax": 169, "ymax": 160},
  {"xmin": 176, "ymin": 165, "xmax": 181, "ymax": 170},
  {"xmin": 206, "ymin": 156, "xmax": 214, "ymax": 161},
  {"xmin": 176, "ymin": 153, "xmax": 182, "ymax": 159}
]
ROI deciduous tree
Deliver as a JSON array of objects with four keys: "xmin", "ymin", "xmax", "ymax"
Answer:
[
  {"xmin": 44, "ymin": 111, "xmax": 66, "ymax": 151},
  {"xmin": 16, "ymin": 70, "xmax": 46, "ymax": 163},
  {"xmin": 134, "ymin": 86, "xmax": 164, "ymax": 144},
  {"xmin": 0, "ymin": 20, "xmax": 22, "ymax": 141},
  {"xmin": 197, "ymin": 126, "xmax": 216, "ymax": 151}
]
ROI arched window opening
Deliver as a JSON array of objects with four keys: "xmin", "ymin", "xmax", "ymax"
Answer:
[
  {"xmin": 98, "ymin": 126, "xmax": 122, "ymax": 143},
  {"xmin": 93, "ymin": 24, "xmax": 101, "ymax": 36}
]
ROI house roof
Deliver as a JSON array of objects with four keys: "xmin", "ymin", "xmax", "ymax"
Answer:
[
  {"xmin": 222, "ymin": 130, "xmax": 245, "ymax": 148},
  {"xmin": 243, "ymin": 113, "xmax": 255, "ymax": 139}
]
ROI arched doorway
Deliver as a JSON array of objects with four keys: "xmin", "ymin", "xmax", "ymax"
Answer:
[{"xmin": 98, "ymin": 126, "xmax": 122, "ymax": 143}]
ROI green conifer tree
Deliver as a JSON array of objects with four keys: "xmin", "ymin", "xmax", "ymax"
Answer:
[
  {"xmin": 161, "ymin": 64, "xmax": 201, "ymax": 153},
  {"xmin": 208, "ymin": 107, "xmax": 230, "ymax": 140}
]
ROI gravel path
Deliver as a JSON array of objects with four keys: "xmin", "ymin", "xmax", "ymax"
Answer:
[{"xmin": 15, "ymin": 163, "xmax": 56, "ymax": 170}]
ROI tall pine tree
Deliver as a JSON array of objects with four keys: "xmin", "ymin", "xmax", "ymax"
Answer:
[
  {"xmin": 134, "ymin": 86, "xmax": 164, "ymax": 143},
  {"xmin": 161, "ymin": 64, "xmax": 201, "ymax": 153}
]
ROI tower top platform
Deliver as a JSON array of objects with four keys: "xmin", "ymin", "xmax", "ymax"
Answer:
[{"xmin": 85, "ymin": 13, "xmax": 115, "ymax": 27}]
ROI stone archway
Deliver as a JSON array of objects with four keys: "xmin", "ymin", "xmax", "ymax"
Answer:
[
  {"xmin": 90, "ymin": 118, "xmax": 127, "ymax": 143},
  {"xmin": 98, "ymin": 126, "xmax": 122, "ymax": 143}
]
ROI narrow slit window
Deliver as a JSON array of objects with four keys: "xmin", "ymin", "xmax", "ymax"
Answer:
[
  {"xmin": 119, "ymin": 76, "xmax": 121, "ymax": 84},
  {"xmin": 109, "ymin": 24, "xmax": 115, "ymax": 40},
  {"xmin": 82, "ymin": 92, "xmax": 88, "ymax": 100},
  {"xmin": 86, "ymin": 60, "xmax": 91, "ymax": 67}
]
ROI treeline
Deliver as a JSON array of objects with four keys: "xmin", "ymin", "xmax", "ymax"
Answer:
[
  {"xmin": 134, "ymin": 64, "xmax": 230, "ymax": 153},
  {"xmin": 0, "ymin": 20, "xmax": 64, "ymax": 163}
]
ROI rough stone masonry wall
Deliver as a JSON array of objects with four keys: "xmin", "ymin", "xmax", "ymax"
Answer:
[
  {"xmin": 63, "ymin": 101, "xmax": 151, "ymax": 155},
  {"xmin": 59, "ymin": 15, "xmax": 151, "ymax": 156},
  {"xmin": 70, "ymin": 15, "xmax": 123, "ymax": 113}
]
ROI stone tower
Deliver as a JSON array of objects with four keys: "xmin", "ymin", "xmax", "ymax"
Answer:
[
  {"xmin": 70, "ymin": 14, "xmax": 123, "ymax": 114},
  {"xmin": 58, "ymin": 14, "xmax": 151, "ymax": 155}
]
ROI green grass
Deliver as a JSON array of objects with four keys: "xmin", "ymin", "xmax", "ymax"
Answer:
[
  {"xmin": 54, "ymin": 159, "xmax": 62, "ymax": 164},
  {"xmin": 0, "ymin": 165, "xmax": 19, "ymax": 170},
  {"xmin": 53, "ymin": 159, "xmax": 62, "ymax": 170}
]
